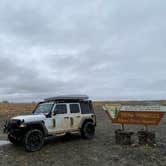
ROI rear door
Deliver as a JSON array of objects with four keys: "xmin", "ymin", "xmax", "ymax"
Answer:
[{"xmin": 68, "ymin": 103, "xmax": 81, "ymax": 131}]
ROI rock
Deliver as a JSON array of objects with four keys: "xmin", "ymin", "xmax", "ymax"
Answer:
[
  {"xmin": 137, "ymin": 130, "xmax": 156, "ymax": 146},
  {"xmin": 115, "ymin": 129, "xmax": 134, "ymax": 145}
]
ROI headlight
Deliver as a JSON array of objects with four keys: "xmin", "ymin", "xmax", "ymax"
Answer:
[{"xmin": 20, "ymin": 123, "xmax": 27, "ymax": 128}]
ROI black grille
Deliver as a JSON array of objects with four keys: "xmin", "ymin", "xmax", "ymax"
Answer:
[{"xmin": 7, "ymin": 119, "xmax": 21, "ymax": 129}]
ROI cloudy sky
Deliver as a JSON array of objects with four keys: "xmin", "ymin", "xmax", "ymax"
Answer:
[{"xmin": 0, "ymin": 0, "xmax": 166, "ymax": 102}]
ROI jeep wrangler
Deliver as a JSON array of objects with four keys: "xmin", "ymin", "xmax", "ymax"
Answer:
[{"xmin": 4, "ymin": 95, "xmax": 96, "ymax": 152}]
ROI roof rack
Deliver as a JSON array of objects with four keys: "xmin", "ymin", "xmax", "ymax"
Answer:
[{"xmin": 44, "ymin": 94, "xmax": 89, "ymax": 102}]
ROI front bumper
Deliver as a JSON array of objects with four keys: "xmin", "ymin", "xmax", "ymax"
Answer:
[
  {"xmin": 3, "ymin": 119, "xmax": 22, "ymax": 134},
  {"xmin": 3, "ymin": 120, "xmax": 9, "ymax": 133},
  {"xmin": 3, "ymin": 123, "xmax": 7, "ymax": 133}
]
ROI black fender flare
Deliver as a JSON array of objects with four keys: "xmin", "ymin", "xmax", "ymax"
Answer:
[
  {"xmin": 24, "ymin": 121, "xmax": 48, "ymax": 136},
  {"xmin": 80, "ymin": 119, "xmax": 94, "ymax": 130}
]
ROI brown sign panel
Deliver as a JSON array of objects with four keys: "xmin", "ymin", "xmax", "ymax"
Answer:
[
  {"xmin": 105, "ymin": 110, "xmax": 165, "ymax": 125},
  {"xmin": 104, "ymin": 105, "xmax": 166, "ymax": 125}
]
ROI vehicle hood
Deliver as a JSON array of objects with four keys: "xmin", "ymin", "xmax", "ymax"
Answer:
[{"xmin": 12, "ymin": 114, "xmax": 46, "ymax": 123}]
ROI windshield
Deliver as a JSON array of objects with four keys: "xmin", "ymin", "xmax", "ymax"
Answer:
[{"xmin": 33, "ymin": 102, "xmax": 54, "ymax": 115}]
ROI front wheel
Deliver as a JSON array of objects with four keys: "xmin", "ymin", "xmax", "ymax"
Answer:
[
  {"xmin": 24, "ymin": 129, "xmax": 44, "ymax": 152},
  {"xmin": 81, "ymin": 122, "xmax": 95, "ymax": 139}
]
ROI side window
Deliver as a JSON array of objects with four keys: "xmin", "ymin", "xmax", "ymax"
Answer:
[
  {"xmin": 70, "ymin": 104, "xmax": 80, "ymax": 113},
  {"xmin": 80, "ymin": 102, "xmax": 93, "ymax": 114},
  {"xmin": 54, "ymin": 104, "xmax": 67, "ymax": 114}
]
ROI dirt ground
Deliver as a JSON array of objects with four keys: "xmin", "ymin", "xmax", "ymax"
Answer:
[{"xmin": 1, "ymin": 105, "xmax": 166, "ymax": 166}]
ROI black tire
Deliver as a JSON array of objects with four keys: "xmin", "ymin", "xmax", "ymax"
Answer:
[
  {"xmin": 81, "ymin": 122, "xmax": 95, "ymax": 139},
  {"xmin": 24, "ymin": 129, "xmax": 44, "ymax": 152},
  {"xmin": 8, "ymin": 134, "xmax": 20, "ymax": 145}
]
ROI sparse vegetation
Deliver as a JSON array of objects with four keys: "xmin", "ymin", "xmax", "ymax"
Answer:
[{"xmin": 0, "ymin": 103, "xmax": 36, "ymax": 118}]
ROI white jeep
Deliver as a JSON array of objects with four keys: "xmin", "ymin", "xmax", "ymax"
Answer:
[{"xmin": 4, "ymin": 95, "xmax": 96, "ymax": 152}]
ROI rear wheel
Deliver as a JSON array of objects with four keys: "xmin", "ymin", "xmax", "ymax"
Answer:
[
  {"xmin": 81, "ymin": 122, "xmax": 95, "ymax": 139},
  {"xmin": 24, "ymin": 129, "xmax": 44, "ymax": 152}
]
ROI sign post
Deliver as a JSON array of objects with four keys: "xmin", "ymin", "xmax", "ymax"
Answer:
[{"xmin": 103, "ymin": 104, "xmax": 166, "ymax": 146}]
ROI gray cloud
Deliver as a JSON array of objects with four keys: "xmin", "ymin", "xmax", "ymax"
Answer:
[{"xmin": 0, "ymin": 0, "xmax": 165, "ymax": 102}]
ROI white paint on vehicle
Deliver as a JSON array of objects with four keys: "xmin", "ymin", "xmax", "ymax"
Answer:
[{"xmin": 12, "ymin": 114, "xmax": 46, "ymax": 122}]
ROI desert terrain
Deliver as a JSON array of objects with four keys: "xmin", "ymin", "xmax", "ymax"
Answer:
[{"xmin": 0, "ymin": 101, "xmax": 166, "ymax": 166}]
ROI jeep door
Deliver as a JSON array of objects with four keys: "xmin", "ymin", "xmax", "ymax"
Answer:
[
  {"xmin": 50, "ymin": 103, "xmax": 70, "ymax": 133},
  {"xmin": 68, "ymin": 103, "xmax": 81, "ymax": 131}
]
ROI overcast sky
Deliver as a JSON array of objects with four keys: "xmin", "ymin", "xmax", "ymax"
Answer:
[{"xmin": 0, "ymin": 0, "xmax": 166, "ymax": 102}]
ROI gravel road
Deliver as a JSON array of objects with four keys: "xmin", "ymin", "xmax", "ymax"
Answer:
[{"xmin": 0, "ymin": 106, "xmax": 166, "ymax": 166}]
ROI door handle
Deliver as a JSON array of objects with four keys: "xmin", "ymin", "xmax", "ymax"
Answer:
[
  {"xmin": 70, "ymin": 117, "xmax": 74, "ymax": 126},
  {"xmin": 53, "ymin": 119, "xmax": 56, "ymax": 127},
  {"xmin": 64, "ymin": 117, "xmax": 69, "ymax": 118},
  {"xmin": 76, "ymin": 116, "xmax": 80, "ymax": 118}
]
